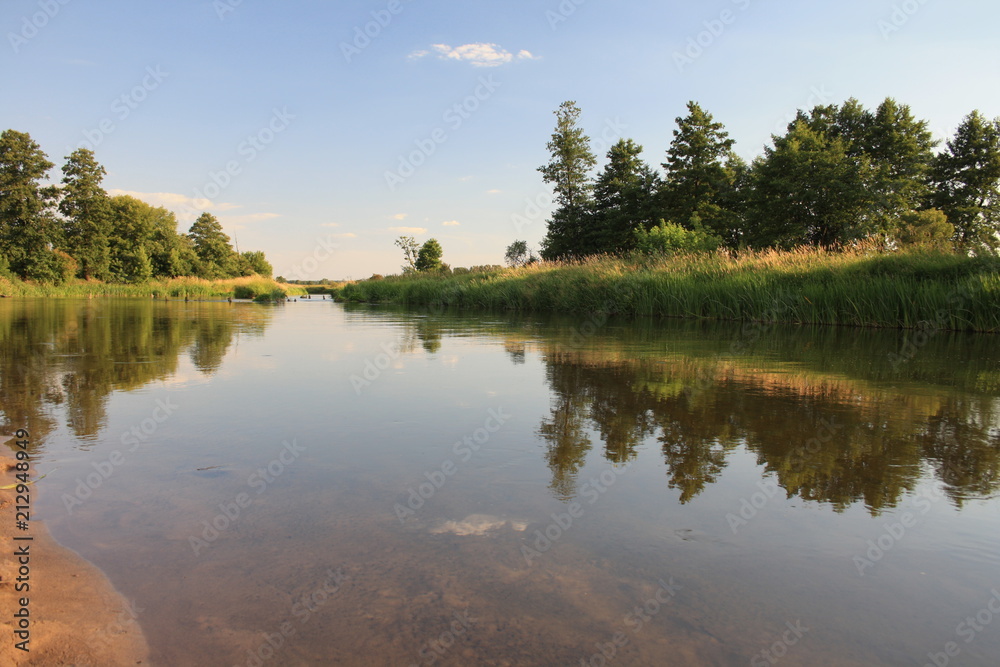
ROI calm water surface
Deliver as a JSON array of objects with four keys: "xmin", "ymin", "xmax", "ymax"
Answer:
[{"xmin": 3, "ymin": 298, "xmax": 999, "ymax": 666}]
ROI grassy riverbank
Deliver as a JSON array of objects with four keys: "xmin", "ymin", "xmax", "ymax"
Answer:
[
  {"xmin": 340, "ymin": 247, "xmax": 1000, "ymax": 332},
  {"xmin": 0, "ymin": 275, "xmax": 306, "ymax": 300}
]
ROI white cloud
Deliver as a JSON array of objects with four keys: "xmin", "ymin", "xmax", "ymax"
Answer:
[
  {"xmin": 331, "ymin": 232, "xmax": 358, "ymax": 239},
  {"xmin": 389, "ymin": 226, "xmax": 427, "ymax": 234},
  {"xmin": 391, "ymin": 213, "xmax": 408, "ymax": 220},
  {"xmin": 410, "ymin": 43, "xmax": 537, "ymax": 67},
  {"xmin": 220, "ymin": 212, "xmax": 281, "ymax": 225},
  {"xmin": 442, "ymin": 220, "xmax": 460, "ymax": 227},
  {"xmin": 321, "ymin": 222, "xmax": 340, "ymax": 228},
  {"xmin": 486, "ymin": 189, "xmax": 502, "ymax": 195},
  {"xmin": 107, "ymin": 189, "xmax": 241, "ymax": 221}
]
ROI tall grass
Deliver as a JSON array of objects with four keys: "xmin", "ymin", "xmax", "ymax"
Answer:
[
  {"xmin": 0, "ymin": 275, "xmax": 306, "ymax": 300},
  {"xmin": 341, "ymin": 247, "xmax": 1000, "ymax": 332}
]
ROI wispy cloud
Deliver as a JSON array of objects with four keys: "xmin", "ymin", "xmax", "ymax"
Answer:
[
  {"xmin": 389, "ymin": 226, "xmax": 427, "ymax": 234},
  {"xmin": 442, "ymin": 220, "xmax": 460, "ymax": 227},
  {"xmin": 410, "ymin": 43, "xmax": 538, "ymax": 67},
  {"xmin": 221, "ymin": 212, "xmax": 281, "ymax": 225},
  {"xmin": 486, "ymin": 189, "xmax": 502, "ymax": 195},
  {"xmin": 106, "ymin": 190, "xmax": 241, "ymax": 220},
  {"xmin": 321, "ymin": 222, "xmax": 340, "ymax": 228},
  {"xmin": 391, "ymin": 213, "xmax": 408, "ymax": 221}
]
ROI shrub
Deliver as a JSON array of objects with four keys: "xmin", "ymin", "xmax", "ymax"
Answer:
[{"xmin": 634, "ymin": 220, "xmax": 722, "ymax": 255}]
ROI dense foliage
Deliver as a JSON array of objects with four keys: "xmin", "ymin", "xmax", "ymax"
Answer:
[
  {"xmin": 0, "ymin": 130, "xmax": 273, "ymax": 284},
  {"xmin": 539, "ymin": 99, "xmax": 1000, "ymax": 258}
]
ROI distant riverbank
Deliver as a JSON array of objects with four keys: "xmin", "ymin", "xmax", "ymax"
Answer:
[
  {"xmin": 340, "ymin": 247, "xmax": 1000, "ymax": 333},
  {"xmin": 0, "ymin": 275, "xmax": 306, "ymax": 302}
]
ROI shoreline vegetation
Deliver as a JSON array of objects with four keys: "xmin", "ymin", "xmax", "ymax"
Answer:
[
  {"xmin": 339, "ymin": 246, "xmax": 1000, "ymax": 333},
  {"xmin": 0, "ymin": 274, "xmax": 311, "ymax": 302}
]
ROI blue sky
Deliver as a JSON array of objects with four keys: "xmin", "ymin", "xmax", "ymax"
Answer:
[{"xmin": 2, "ymin": 0, "xmax": 998, "ymax": 279}]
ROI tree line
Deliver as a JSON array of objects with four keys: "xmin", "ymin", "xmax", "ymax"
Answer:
[
  {"xmin": 536, "ymin": 99, "xmax": 1000, "ymax": 258},
  {"xmin": 0, "ymin": 129, "xmax": 272, "ymax": 284}
]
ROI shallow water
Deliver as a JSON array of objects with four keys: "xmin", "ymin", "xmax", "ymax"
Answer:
[{"xmin": 3, "ymin": 298, "xmax": 1000, "ymax": 666}]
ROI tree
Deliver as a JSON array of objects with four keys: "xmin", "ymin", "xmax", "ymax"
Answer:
[
  {"xmin": 394, "ymin": 235, "xmax": 419, "ymax": 273},
  {"xmin": 107, "ymin": 195, "xmax": 195, "ymax": 281},
  {"xmin": 931, "ymin": 111, "xmax": 1000, "ymax": 251},
  {"xmin": 745, "ymin": 118, "xmax": 877, "ymax": 248},
  {"xmin": 415, "ymin": 238, "xmax": 443, "ymax": 271},
  {"xmin": 187, "ymin": 212, "xmax": 237, "ymax": 278},
  {"xmin": 592, "ymin": 139, "xmax": 660, "ymax": 252},
  {"xmin": 896, "ymin": 209, "xmax": 954, "ymax": 249},
  {"xmin": 237, "ymin": 250, "xmax": 273, "ymax": 277},
  {"xmin": 863, "ymin": 98, "xmax": 936, "ymax": 231},
  {"xmin": 748, "ymin": 98, "xmax": 937, "ymax": 246},
  {"xmin": 538, "ymin": 101, "xmax": 597, "ymax": 259},
  {"xmin": 60, "ymin": 148, "xmax": 112, "ymax": 280},
  {"xmin": 504, "ymin": 240, "xmax": 536, "ymax": 267},
  {"xmin": 0, "ymin": 129, "xmax": 63, "ymax": 282},
  {"xmin": 660, "ymin": 102, "xmax": 741, "ymax": 244}
]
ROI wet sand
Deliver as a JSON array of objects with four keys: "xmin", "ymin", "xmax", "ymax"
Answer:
[{"xmin": 0, "ymin": 451, "xmax": 149, "ymax": 666}]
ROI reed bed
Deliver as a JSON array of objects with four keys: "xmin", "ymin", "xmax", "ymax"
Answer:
[
  {"xmin": 0, "ymin": 275, "xmax": 305, "ymax": 300},
  {"xmin": 341, "ymin": 248, "xmax": 1000, "ymax": 332}
]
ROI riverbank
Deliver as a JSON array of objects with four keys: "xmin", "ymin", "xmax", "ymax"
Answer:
[
  {"xmin": 0, "ymin": 274, "xmax": 306, "ymax": 301},
  {"xmin": 0, "ymin": 449, "xmax": 150, "ymax": 666},
  {"xmin": 340, "ymin": 247, "xmax": 1000, "ymax": 332}
]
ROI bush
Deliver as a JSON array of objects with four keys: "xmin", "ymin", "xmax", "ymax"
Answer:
[
  {"xmin": 634, "ymin": 220, "xmax": 722, "ymax": 255},
  {"xmin": 253, "ymin": 288, "xmax": 287, "ymax": 303}
]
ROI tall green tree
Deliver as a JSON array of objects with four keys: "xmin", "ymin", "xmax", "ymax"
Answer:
[
  {"xmin": 931, "ymin": 111, "xmax": 1000, "ymax": 251},
  {"xmin": 781, "ymin": 98, "xmax": 936, "ymax": 237},
  {"xmin": 863, "ymin": 98, "xmax": 936, "ymax": 229},
  {"xmin": 148, "ymin": 209, "xmax": 198, "ymax": 278},
  {"xmin": 592, "ymin": 139, "xmax": 660, "ymax": 252},
  {"xmin": 538, "ymin": 101, "xmax": 597, "ymax": 259},
  {"xmin": 746, "ymin": 119, "xmax": 876, "ymax": 248},
  {"xmin": 60, "ymin": 148, "xmax": 112, "ymax": 280},
  {"xmin": 0, "ymin": 130, "xmax": 63, "ymax": 281},
  {"xmin": 660, "ymin": 102, "xmax": 741, "ymax": 244},
  {"xmin": 187, "ymin": 212, "xmax": 237, "ymax": 278},
  {"xmin": 415, "ymin": 238, "xmax": 443, "ymax": 271}
]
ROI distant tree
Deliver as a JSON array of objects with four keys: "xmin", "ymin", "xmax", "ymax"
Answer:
[
  {"xmin": 236, "ymin": 250, "xmax": 273, "ymax": 277},
  {"xmin": 415, "ymin": 238, "xmax": 443, "ymax": 271},
  {"xmin": 394, "ymin": 235, "xmax": 419, "ymax": 273},
  {"xmin": 187, "ymin": 212, "xmax": 237, "ymax": 278},
  {"xmin": 539, "ymin": 101, "xmax": 597, "ymax": 259},
  {"xmin": 504, "ymin": 240, "xmax": 537, "ymax": 267},
  {"xmin": 593, "ymin": 139, "xmax": 661, "ymax": 252},
  {"xmin": 60, "ymin": 148, "xmax": 112, "ymax": 280},
  {"xmin": 0, "ymin": 129, "xmax": 64, "ymax": 282},
  {"xmin": 661, "ymin": 102, "xmax": 741, "ymax": 244},
  {"xmin": 931, "ymin": 111, "xmax": 1000, "ymax": 252}
]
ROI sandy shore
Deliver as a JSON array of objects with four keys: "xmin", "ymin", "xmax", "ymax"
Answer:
[{"xmin": 1, "ymin": 450, "xmax": 150, "ymax": 666}]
